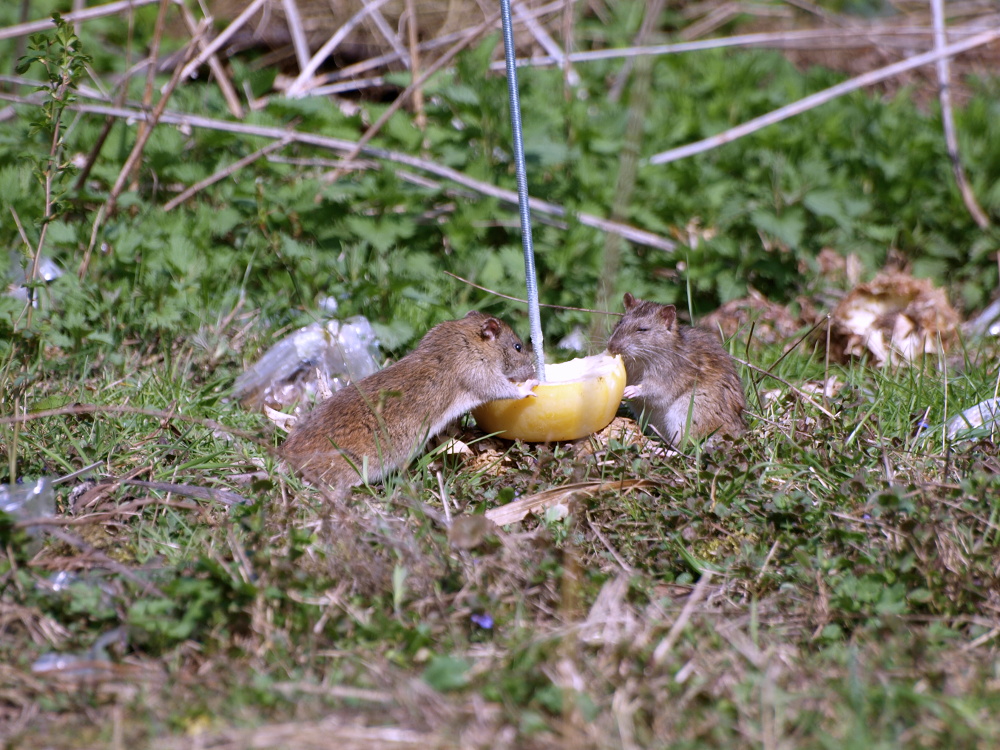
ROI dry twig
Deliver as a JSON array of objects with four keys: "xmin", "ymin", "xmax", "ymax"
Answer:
[
  {"xmin": 0, "ymin": 96, "xmax": 679, "ymax": 251},
  {"xmin": 651, "ymin": 570, "xmax": 715, "ymax": 665},
  {"xmin": 325, "ymin": 8, "xmax": 502, "ymax": 182},
  {"xmin": 0, "ymin": 0, "xmax": 160, "ymax": 41},
  {"xmin": 281, "ymin": 0, "xmax": 311, "ymax": 73},
  {"xmin": 648, "ymin": 26, "xmax": 1000, "ymax": 164},
  {"xmin": 403, "ymin": 0, "xmax": 427, "ymax": 133},
  {"xmin": 177, "ymin": 0, "xmax": 244, "ymax": 117},
  {"xmin": 179, "ymin": 0, "xmax": 268, "ymax": 82},
  {"xmin": 80, "ymin": 25, "xmax": 205, "ymax": 275},
  {"xmin": 361, "ymin": 0, "xmax": 409, "ymax": 64},
  {"xmin": 505, "ymin": 25, "xmax": 990, "ymax": 71},
  {"xmin": 514, "ymin": 0, "xmax": 579, "ymax": 87},
  {"xmin": 163, "ymin": 136, "xmax": 293, "ymax": 211},
  {"xmin": 317, "ymin": 0, "xmax": 566, "ymax": 84},
  {"xmin": 930, "ymin": 0, "xmax": 989, "ymax": 227},
  {"xmin": 132, "ymin": 0, "xmax": 173, "ymax": 188},
  {"xmin": 284, "ymin": 0, "xmax": 398, "ymax": 97},
  {"xmin": 485, "ymin": 479, "xmax": 660, "ymax": 526}
]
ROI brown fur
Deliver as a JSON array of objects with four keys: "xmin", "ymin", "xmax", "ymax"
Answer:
[
  {"xmin": 282, "ymin": 311, "xmax": 536, "ymax": 490},
  {"xmin": 607, "ymin": 293, "xmax": 746, "ymax": 446}
]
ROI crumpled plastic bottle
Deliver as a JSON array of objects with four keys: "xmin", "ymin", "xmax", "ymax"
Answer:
[
  {"xmin": 946, "ymin": 398, "xmax": 1000, "ymax": 440},
  {"xmin": 0, "ymin": 477, "xmax": 56, "ymax": 555},
  {"xmin": 0, "ymin": 477, "xmax": 55, "ymax": 530},
  {"xmin": 31, "ymin": 626, "xmax": 127, "ymax": 679},
  {"xmin": 4, "ymin": 252, "xmax": 63, "ymax": 303},
  {"xmin": 233, "ymin": 316, "xmax": 382, "ymax": 412}
]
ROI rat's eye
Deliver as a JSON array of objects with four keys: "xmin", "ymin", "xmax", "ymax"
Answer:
[
  {"xmin": 515, "ymin": 343, "xmax": 522, "ymax": 352},
  {"xmin": 638, "ymin": 327, "xmax": 650, "ymax": 332}
]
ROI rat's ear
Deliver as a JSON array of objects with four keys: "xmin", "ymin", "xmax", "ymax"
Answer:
[
  {"xmin": 623, "ymin": 292, "xmax": 637, "ymax": 310},
  {"xmin": 659, "ymin": 305, "xmax": 677, "ymax": 328},
  {"xmin": 480, "ymin": 317, "xmax": 502, "ymax": 340}
]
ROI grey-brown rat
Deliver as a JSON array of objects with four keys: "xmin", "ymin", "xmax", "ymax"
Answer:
[
  {"xmin": 607, "ymin": 293, "xmax": 746, "ymax": 446},
  {"xmin": 282, "ymin": 311, "xmax": 537, "ymax": 490}
]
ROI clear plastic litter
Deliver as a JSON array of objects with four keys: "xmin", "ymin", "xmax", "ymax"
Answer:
[
  {"xmin": 233, "ymin": 316, "xmax": 382, "ymax": 412},
  {"xmin": 0, "ymin": 477, "xmax": 55, "ymax": 534},
  {"xmin": 31, "ymin": 626, "xmax": 127, "ymax": 680},
  {"xmin": 4, "ymin": 251, "xmax": 63, "ymax": 302},
  {"xmin": 31, "ymin": 651, "xmax": 102, "ymax": 677},
  {"xmin": 35, "ymin": 569, "xmax": 121, "ymax": 616},
  {"xmin": 317, "ymin": 295, "xmax": 339, "ymax": 314},
  {"xmin": 44, "ymin": 570, "xmax": 80, "ymax": 592},
  {"xmin": 965, "ymin": 297, "xmax": 1000, "ymax": 338},
  {"xmin": 946, "ymin": 398, "xmax": 1000, "ymax": 441},
  {"xmin": 1, "ymin": 478, "xmax": 55, "ymax": 555}
]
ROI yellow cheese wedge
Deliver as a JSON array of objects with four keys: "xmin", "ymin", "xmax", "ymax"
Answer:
[{"xmin": 473, "ymin": 352, "xmax": 626, "ymax": 441}]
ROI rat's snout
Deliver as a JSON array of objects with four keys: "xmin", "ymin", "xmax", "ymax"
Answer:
[{"xmin": 508, "ymin": 359, "xmax": 536, "ymax": 382}]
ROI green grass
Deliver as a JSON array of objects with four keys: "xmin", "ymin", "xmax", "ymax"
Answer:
[
  {"xmin": 4, "ymin": 332, "xmax": 1000, "ymax": 746},
  {"xmin": 3, "ymin": 1, "xmax": 1000, "ymax": 746}
]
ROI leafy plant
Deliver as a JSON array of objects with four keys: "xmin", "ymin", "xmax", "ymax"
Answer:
[{"xmin": 12, "ymin": 14, "xmax": 90, "ymax": 300}]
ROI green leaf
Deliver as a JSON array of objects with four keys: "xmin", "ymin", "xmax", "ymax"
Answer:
[
  {"xmin": 86, "ymin": 331, "xmax": 115, "ymax": 345},
  {"xmin": 31, "ymin": 394, "xmax": 72, "ymax": 411},
  {"xmin": 455, "ymin": 32, "xmax": 500, "ymax": 83},
  {"xmin": 422, "ymin": 655, "xmax": 470, "ymax": 692},
  {"xmin": 911, "ymin": 258, "xmax": 948, "ymax": 279},
  {"xmin": 751, "ymin": 208, "xmax": 806, "ymax": 249},
  {"xmin": 372, "ymin": 321, "xmax": 416, "ymax": 350},
  {"xmin": 46, "ymin": 220, "xmax": 76, "ymax": 245},
  {"xmin": 803, "ymin": 190, "xmax": 850, "ymax": 228}
]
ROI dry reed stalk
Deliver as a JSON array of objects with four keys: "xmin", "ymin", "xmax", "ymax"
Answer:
[
  {"xmin": 178, "ymin": 0, "xmax": 268, "ymax": 81},
  {"xmin": 680, "ymin": 1, "xmax": 791, "ymax": 41},
  {"xmin": 648, "ymin": 25, "xmax": 1000, "ymax": 165},
  {"xmin": 6, "ymin": 94, "xmax": 674, "ymax": 250},
  {"xmin": 361, "ymin": 0, "xmax": 410, "ymax": 63},
  {"xmin": 285, "ymin": 0, "xmax": 398, "ymax": 96},
  {"xmin": 404, "ymin": 0, "xmax": 427, "ymax": 133},
  {"xmin": 561, "ymin": 0, "xmax": 576, "ymax": 98},
  {"xmin": 302, "ymin": 75, "xmax": 386, "ymax": 96},
  {"xmin": 754, "ymin": 0, "xmax": 907, "ymax": 70},
  {"xmin": 323, "ymin": 7, "xmax": 502, "ymax": 182},
  {"xmin": 503, "ymin": 25, "xmax": 989, "ymax": 71},
  {"xmin": 281, "ymin": 0, "xmax": 312, "ymax": 72},
  {"xmin": 163, "ymin": 136, "xmax": 293, "ymax": 210},
  {"xmin": 0, "ymin": 0, "xmax": 161, "ymax": 41},
  {"xmin": 594, "ymin": 0, "xmax": 665, "ymax": 331},
  {"xmin": 79, "ymin": 25, "xmax": 205, "ymax": 275},
  {"xmin": 319, "ymin": 0, "xmax": 567, "ymax": 83},
  {"xmin": 513, "ymin": 0, "xmax": 579, "ymax": 86},
  {"xmin": 177, "ymin": 0, "xmax": 244, "ymax": 117},
  {"xmin": 132, "ymin": 0, "xmax": 173, "ymax": 189},
  {"xmin": 930, "ymin": 0, "xmax": 989, "ymax": 228}
]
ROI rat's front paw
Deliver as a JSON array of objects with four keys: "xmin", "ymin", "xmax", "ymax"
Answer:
[
  {"xmin": 517, "ymin": 379, "xmax": 539, "ymax": 398},
  {"xmin": 623, "ymin": 384, "xmax": 643, "ymax": 399}
]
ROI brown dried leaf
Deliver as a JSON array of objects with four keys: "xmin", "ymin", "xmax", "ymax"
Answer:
[{"xmin": 827, "ymin": 272, "xmax": 961, "ymax": 366}]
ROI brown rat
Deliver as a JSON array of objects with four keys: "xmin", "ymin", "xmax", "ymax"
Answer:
[
  {"xmin": 607, "ymin": 293, "xmax": 746, "ymax": 446},
  {"xmin": 282, "ymin": 311, "xmax": 537, "ymax": 491}
]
